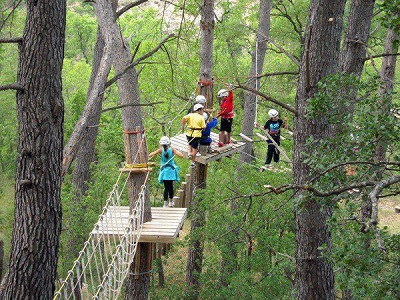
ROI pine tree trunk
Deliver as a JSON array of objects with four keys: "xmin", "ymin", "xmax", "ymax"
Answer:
[
  {"xmin": 93, "ymin": 0, "xmax": 152, "ymax": 298},
  {"xmin": 186, "ymin": 164, "xmax": 207, "ymax": 299},
  {"xmin": 186, "ymin": 1, "xmax": 214, "ymax": 297},
  {"xmin": 0, "ymin": 0, "xmax": 66, "ymax": 298},
  {"xmin": 239, "ymin": 0, "xmax": 271, "ymax": 166},
  {"xmin": 293, "ymin": 1, "xmax": 346, "ymax": 299},
  {"xmin": 72, "ymin": 27, "xmax": 108, "ymax": 197}
]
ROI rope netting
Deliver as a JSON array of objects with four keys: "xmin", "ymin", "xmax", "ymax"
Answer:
[{"xmin": 54, "ymin": 172, "xmax": 150, "ymax": 300}]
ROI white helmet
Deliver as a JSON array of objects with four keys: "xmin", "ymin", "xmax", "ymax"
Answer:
[
  {"xmin": 195, "ymin": 95, "xmax": 206, "ymax": 104},
  {"xmin": 268, "ymin": 109, "xmax": 279, "ymax": 118},
  {"xmin": 193, "ymin": 103, "xmax": 204, "ymax": 111},
  {"xmin": 159, "ymin": 136, "xmax": 170, "ymax": 145},
  {"xmin": 203, "ymin": 112, "xmax": 209, "ymax": 121},
  {"xmin": 217, "ymin": 89, "xmax": 228, "ymax": 98}
]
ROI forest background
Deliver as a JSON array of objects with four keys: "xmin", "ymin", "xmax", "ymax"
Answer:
[{"xmin": 0, "ymin": 0, "xmax": 399, "ymax": 299}]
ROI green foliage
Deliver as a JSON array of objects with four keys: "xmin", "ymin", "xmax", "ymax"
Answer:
[{"xmin": 377, "ymin": 0, "xmax": 400, "ymax": 33}]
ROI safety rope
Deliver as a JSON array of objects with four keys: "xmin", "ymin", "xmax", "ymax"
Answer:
[{"xmin": 54, "ymin": 134, "xmax": 150, "ymax": 300}]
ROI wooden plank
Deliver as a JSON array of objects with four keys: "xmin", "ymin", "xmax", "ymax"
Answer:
[
  {"xmin": 92, "ymin": 206, "xmax": 187, "ymax": 243},
  {"xmin": 119, "ymin": 167, "xmax": 153, "ymax": 173}
]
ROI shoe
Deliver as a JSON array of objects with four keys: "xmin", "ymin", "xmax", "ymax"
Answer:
[
  {"xmin": 227, "ymin": 140, "xmax": 231, "ymax": 144},
  {"xmin": 190, "ymin": 162, "xmax": 196, "ymax": 168},
  {"xmin": 163, "ymin": 201, "xmax": 168, "ymax": 208},
  {"xmin": 188, "ymin": 154, "xmax": 193, "ymax": 159},
  {"xmin": 168, "ymin": 201, "xmax": 174, "ymax": 207},
  {"xmin": 196, "ymin": 153, "xmax": 201, "ymax": 157},
  {"xmin": 218, "ymin": 142, "xmax": 224, "ymax": 147}
]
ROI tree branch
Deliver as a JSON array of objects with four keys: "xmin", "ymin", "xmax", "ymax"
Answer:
[
  {"xmin": 115, "ymin": 0, "xmax": 148, "ymax": 19},
  {"xmin": 0, "ymin": 83, "xmax": 24, "ymax": 92},
  {"xmin": 363, "ymin": 52, "xmax": 400, "ymax": 62},
  {"xmin": 365, "ymin": 176, "xmax": 400, "ymax": 232},
  {"xmin": 258, "ymin": 71, "xmax": 299, "ymax": 78},
  {"xmin": 237, "ymin": 83, "xmax": 298, "ymax": 115},
  {"xmin": 101, "ymin": 101, "xmax": 163, "ymax": 113},
  {"xmin": 0, "ymin": 37, "xmax": 22, "ymax": 43},
  {"xmin": 104, "ymin": 34, "xmax": 175, "ymax": 89}
]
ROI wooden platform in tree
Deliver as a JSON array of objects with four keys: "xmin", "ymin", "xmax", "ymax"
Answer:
[
  {"xmin": 92, "ymin": 206, "xmax": 187, "ymax": 243},
  {"xmin": 170, "ymin": 132, "xmax": 246, "ymax": 164}
]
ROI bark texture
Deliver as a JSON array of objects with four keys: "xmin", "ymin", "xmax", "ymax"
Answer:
[
  {"xmin": 186, "ymin": 1, "xmax": 214, "ymax": 297},
  {"xmin": 93, "ymin": 0, "xmax": 151, "ymax": 298},
  {"xmin": 72, "ymin": 27, "xmax": 108, "ymax": 196},
  {"xmin": 239, "ymin": 0, "xmax": 271, "ymax": 165},
  {"xmin": 293, "ymin": 1, "xmax": 346, "ymax": 299},
  {"xmin": 186, "ymin": 164, "xmax": 206, "ymax": 299},
  {"xmin": 0, "ymin": 0, "xmax": 66, "ymax": 298}
]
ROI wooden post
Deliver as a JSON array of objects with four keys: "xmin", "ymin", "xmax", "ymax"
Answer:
[
  {"xmin": 180, "ymin": 183, "xmax": 187, "ymax": 208},
  {"xmin": 173, "ymin": 196, "xmax": 180, "ymax": 208},
  {"xmin": 199, "ymin": 145, "xmax": 208, "ymax": 155},
  {"xmin": 177, "ymin": 189, "xmax": 185, "ymax": 208},
  {"xmin": 185, "ymin": 174, "xmax": 192, "ymax": 208}
]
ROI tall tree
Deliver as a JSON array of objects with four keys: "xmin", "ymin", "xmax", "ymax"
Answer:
[
  {"xmin": 0, "ymin": 0, "xmax": 66, "ymax": 298},
  {"xmin": 293, "ymin": 1, "xmax": 346, "ymax": 299},
  {"xmin": 93, "ymin": 0, "xmax": 152, "ymax": 298},
  {"xmin": 239, "ymin": 0, "xmax": 271, "ymax": 166},
  {"xmin": 186, "ymin": 0, "xmax": 214, "ymax": 298}
]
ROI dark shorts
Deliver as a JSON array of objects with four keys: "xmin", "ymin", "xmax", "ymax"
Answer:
[
  {"xmin": 186, "ymin": 136, "xmax": 201, "ymax": 149},
  {"xmin": 220, "ymin": 118, "xmax": 233, "ymax": 132}
]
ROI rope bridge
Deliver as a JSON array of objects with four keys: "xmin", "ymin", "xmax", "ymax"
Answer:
[{"xmin": 54, "ymin": 172, "xmax": 149, "ymax": 300}]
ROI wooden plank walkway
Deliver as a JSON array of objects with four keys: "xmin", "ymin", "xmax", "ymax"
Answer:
[
  {"xmin": 170, "ymin": 132, "xmax": 246, "ymax": 164},
  {"xmin": 92, "ymin": 206, "xmax": 187, "ymax": 243}
]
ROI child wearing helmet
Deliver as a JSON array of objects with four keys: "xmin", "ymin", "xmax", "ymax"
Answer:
[
  {"xmin": 149, "ymin": 136, "xmax": 184, "ymax": 208},
  {"xmin": 256, "ymin": 109, "xmax": 288, "ymax": 168},
  {"xmin": 188, "ymin": 95, "xmax": 207, "ymax": 114},
  {"xmin": 181, "ymin": 104, "xmax": 206, "ymax": 167},
  {"xmin": 216, "ymin": 83, "xmax": 234, "ymax": 147}
]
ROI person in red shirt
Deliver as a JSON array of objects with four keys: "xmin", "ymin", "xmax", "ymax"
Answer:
[{"xmin": 216, "ymin": 83, "xmax": 234, "ymax": 147}]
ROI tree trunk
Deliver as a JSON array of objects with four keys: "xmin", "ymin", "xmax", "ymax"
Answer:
[
  {"xmin": 62, "ymin": 27, "xmax": 114, "ymax": 179},
  {"xmin": 186, "ymin": 164, "xmax": 207, "ymax": 299},
  {"xmin": 293, "ymin": 1, "xmax": 346, "ymax": 299},
  {"xmin": 0, "ymin": 240, "xmax": 3, "ymax": 280},
  {"xmin": 0, "ymin": 1, "xmax": 66, "ymax": 298},
  {"xmin": 72, "ymin": 27, "xmax": 108, "ymax": 197},
  {"xmin": 375, "ymin": 25, "xmax": 399, "ymax": 162},
  {"xmin": 239, "ymin": 0, "xmax": 271, "ymax": 166},
  {"xmin": 221, "ymin": 0, "xmax": 271, "ymax": 287},
  {"xmin": 64, "ymin": 28, "xmax": 111, "ymax": 299},
  {"xmin": 92, "ymin": 0, "xmax": 151, "ymax": 298},
  {"xmin": 359, "ymin": 19, "xmax": 400, "ymax": 248},
  {"xmin": 186, "ymin": 1, "xmax": 214, "ymax": 297}
]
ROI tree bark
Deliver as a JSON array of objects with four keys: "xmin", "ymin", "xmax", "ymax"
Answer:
[
  {"xmin": 186, "ymin": 1, "xmax": 214, "ymax": 297},
  {"xmin": 92, "ymin": 0, "xmax": 151, "ymax": 298},
  {"xmin": 239, "ymin": 0, "xmax": 271, "ymax": 166},
  {"xmin": 186, "ymin": 164, "xmax": 207, "ymax": 299},
  {"xmin": 62, "ymin": 28, "xmax": 113, "ymax": 179},
  {"xmin": 375, "ymin": 26, "xmax": 399, "ymax": 162},
  {"xmin": 293, "ymin": 1, "xmax": 346, "ymax": 299},
  {"xmin": 72, "ymin": 27, "xmax": 108, "ymax": 197},
  {"xmin": 0, "ymin": 0, "xmax": 66, "ymax": 298}
]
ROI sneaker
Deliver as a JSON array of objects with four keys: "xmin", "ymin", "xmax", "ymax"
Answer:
[
  {"xmin": 188, "ymin": 154, "xmax": 193, "ymax": 159},
  {"xmin": 190, "ymin": 162, "xmax": 196, "ymax": 168},
  {"xmin": 168, "ymin": 201, "xmax": 175, "ymax": 207},
  {"xmin": 163, "ymin": 201, "xmax": 168, "ymax": 208},
  {"xmin": 218, "ymin": 142, "xmax": 224, "ymax": 147},
  {"xmin": 196, "ymin": 153, "xmax": 201, "ymax": 157}
]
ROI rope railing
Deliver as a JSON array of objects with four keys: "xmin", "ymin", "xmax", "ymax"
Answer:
[{"xmin": 54, "ymin": 173, "xmax": 149, "ymax": 300}]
